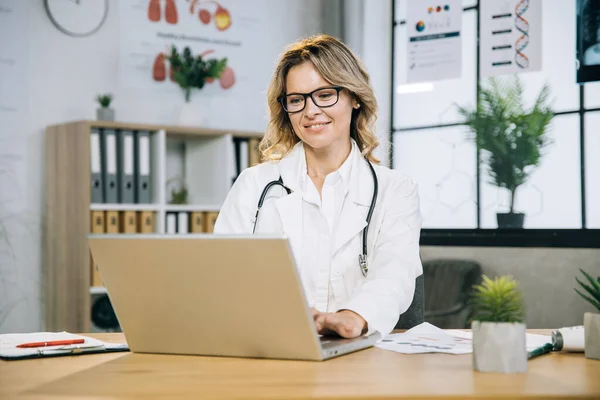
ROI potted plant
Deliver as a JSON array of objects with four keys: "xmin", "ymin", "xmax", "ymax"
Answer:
[
  {"xmin": 166, "ymin": 45, "xmax": 227, "ymax": 103},
  {"xmin": 470, "ymin": 275, "xmax": 527, "ymax": 373},
  {"xmin": 166, "ymin": 176, "xmax": 188, "ymax": 205},
  {"xmin": 574, "ymin": 268, "xmax": 600, "ymax": 360},
  {"xmin": 457, "ymin": 76, "xmax": 554, "ymax": 228},
  {"xmin": 96, "ymin": 94, "xmax": 115, "ymax": 121}
]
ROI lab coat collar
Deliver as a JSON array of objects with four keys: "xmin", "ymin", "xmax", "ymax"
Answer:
[{"xmin": 276, "ymin": 138, "xmax": 374, "ymax": 207}]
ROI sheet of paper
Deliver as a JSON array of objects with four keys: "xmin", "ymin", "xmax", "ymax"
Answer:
[
  {"xmin": 377, "ymin": 323, "xmax": 472, "ymax": 354},
  {"xmin": 406, "ymin": 0, "xmax": 463, "ymax": 83},
  {"xmin": 377, "ymin": 323, "xmax": 552, "ymax": 355},
  {"xmin": 479, "ymin": 0, "xmax": 542, "ymax": 77},
  {"xmin": 445, "ymin": 329, "xmax": 552, "ymax": 351},
  {"xmin": 0, "ymin": 331, "xmax": 128, "ymax": 359}
]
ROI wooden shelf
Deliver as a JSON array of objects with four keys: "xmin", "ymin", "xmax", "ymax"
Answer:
[
  {"xmin": 164, "ymin": 204, "xmax": 221, "ymax": 212},
  {"xmin": 90, "ymin": 286, "xmax": 107, "ymax": 295},
  {"xmin": 47, "ymin": 120, "xmax": 264, "ymax": 139},
  {"xmin": 90, "ymin": 203, "xmax": 162, "ymax": 211},
  {"xmin": 44, "ymin": 120, "xmax": 262, "ymax": 333}
]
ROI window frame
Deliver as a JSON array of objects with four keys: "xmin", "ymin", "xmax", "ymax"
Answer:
[{"xmin": 389, "ymin": 0, "xmax": 600, "ymax": 248}]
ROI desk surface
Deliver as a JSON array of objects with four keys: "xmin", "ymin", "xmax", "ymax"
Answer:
[{"xmin": 2, "ymin": 331, "xmax": 600, "ymax": 399}]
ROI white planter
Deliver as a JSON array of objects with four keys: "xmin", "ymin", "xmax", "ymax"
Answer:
[
  {"xmin": 472, "ymin": 321, "xmax": 527, "ymax": 373},
  {"xmin": 177, "ymin": 102, "xmax": 205, "ymax": 127},
  {"xmin": 96, "ymin": 107, "xmax": 115, "ymax": 121},
  {"xmin": 584, "ymin": 312, "xmax": 600, "ymax": 360}
]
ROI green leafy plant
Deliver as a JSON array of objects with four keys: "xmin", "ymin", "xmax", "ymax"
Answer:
[
  {"xmin": 170, "ymin": 186, "xmax": 188, "ymax": 205},
  {"xmin": 96, "ymin": 94, "xmax": 113, "ymax": 108},
  {"xmin": 166, "ymin": 46, "xmax": 227, "ymax": 102},
  {"xmin": 575, "ymin": 268, "xmax": 600, "ymax": 312},
  {"xmin": 166, "ymin": 175, "xmax": 188, "ymax": 205},
  {"xmin": 470, "ymin": 275, "xmax": 525, "ymax": 323},
  {"xmin": 457, "ymin": 76, "xmax": 554, "ymax": 213}
]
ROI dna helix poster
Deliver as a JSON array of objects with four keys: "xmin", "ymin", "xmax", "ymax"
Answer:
[{"xmin": 479, "ymin": 0, "xmax": 542, "ymax": 77}]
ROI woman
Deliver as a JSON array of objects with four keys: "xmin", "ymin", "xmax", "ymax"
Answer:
[{"xmin": 214, "ymin": 34, "xmax": 422, "ymax": 339}]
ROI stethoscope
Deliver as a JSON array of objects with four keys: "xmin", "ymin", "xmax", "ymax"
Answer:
[{"xmin": 252, "ymin": 158, "xmax": 378, "ymax": 277}]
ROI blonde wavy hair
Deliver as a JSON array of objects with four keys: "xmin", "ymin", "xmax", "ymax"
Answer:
[{"xmin": 260, "ymin": 34, "xmax": 380, "ymax": 164}]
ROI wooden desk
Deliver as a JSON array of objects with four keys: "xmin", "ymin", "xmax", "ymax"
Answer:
[{"xmin": 2, "ymin": 331, "xmax": 600, "ymax": 399}]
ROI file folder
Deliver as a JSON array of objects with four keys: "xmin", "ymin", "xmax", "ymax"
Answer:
[
  {"xmin": 204, "ymin": 211, "xmax": 219, "ymax": 233},
  {"xmin": 135, "ymin": 131, "xmax": 152, "ymax": 203},
  {"xmin": 117, "ymin": 130, "xmax": 135, "ymax": 204},
  {"xmin": 0, "ymin": 332, "xmax": 128, "ymax": 360},
  {"xmin": 101, "ymin": 129, "xmax": 119, "ymax": 203},
  {"xmin": 166, "ymin": 212, "xmax": 177, "ymax": 234},
  {"xmin": 137, "ymin": 211, "xmax": 155, "ymax": 233},
  {"xmin": 120, "ymin": 211, "xmax": 137, "ymax": 233},
  {"xmin": 177, "ymin": 212, "xmax": 189, "ymax": 234},
  {"xmin": 105, "ymin": 211, "xmax": 119, "ymax": 234},
  {"xmin": 90, "ymin": 128, "xmax": 104, "ymax": 203},
  {"xmin": 249, "ymin": 138, "xmax": 261, "ymax": 166},
  {"xmin": 190, "ymin": 212, "xmax": 204, "ymax": 233},
  {"xmin": 90, "ymin": 211, "xmax": 105, "ymax": 287}
]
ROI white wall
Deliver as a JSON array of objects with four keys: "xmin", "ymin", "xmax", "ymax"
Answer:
[{"xmin": 0, "ymin": 0, "xmax": 324, "ymax": 333}]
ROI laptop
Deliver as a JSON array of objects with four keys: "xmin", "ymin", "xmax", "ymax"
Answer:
[{"xmin": 87, "ymin": 234, "xmax": 379, "ymax": 361}]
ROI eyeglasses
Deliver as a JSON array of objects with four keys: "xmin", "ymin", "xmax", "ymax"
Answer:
[{"xmin": 279, "ymin": 86, "xmax": 344, "ymax": 113}]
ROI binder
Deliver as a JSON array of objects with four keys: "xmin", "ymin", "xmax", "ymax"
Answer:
[
  {"xmin": 239, "ymin": 139, "xmax": 249, "ymax": 172},
  {"xmin": 101, "ymin": 129, "xmax": 119, "ymax": 203},
  {"xmin": 117, "ymin": 130, "xmax": 135, "ymax": 204},
  {"xmin": 204, "ymin": 211, "xmax": 219, "ymax": 233},
  {"xmin": 190, "ymin": 212, "xmax": 204, "ymax": 233},
  {"xmin": 90, "ymin": 211, "xmax": 105, "ymax": 287},
  {"xmin": 120, "ymin": 211, "xmax": 137, "ymax": 233},
  {"xmin": 248, "ymin": 138, "xmax": 261, "ymax": 166},
  {"xmin": 105, "ymin": 211, "xmax": 119, "ymax": 234},
  {"xmin": 166, "ymin": 212, "xmax": 177, "ymax": 234},
  {"xmin": 135, "ymin": 131, "xmax": 152, "ymax": 203},
  {"xmin": 137, "ymin": 211, "xmax": 155, "ymax": 233},
  {"xmin": 177, "ymin": 212, "xmax": 189, "ymax": 234},
  {"xmin": 90, "ymin": 128, "xmax": 104, "ymax": 203}
]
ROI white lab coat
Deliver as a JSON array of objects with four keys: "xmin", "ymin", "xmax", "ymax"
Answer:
[{"xmin": 214, "ymin": 141, "xmax": 423, "ymax": 337}]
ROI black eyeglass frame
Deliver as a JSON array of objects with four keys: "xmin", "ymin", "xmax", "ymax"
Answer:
[{"xmin": 278, "ymin": 86, "xmax": 345, "ymax": 113}]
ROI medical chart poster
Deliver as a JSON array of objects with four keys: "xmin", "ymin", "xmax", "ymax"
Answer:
[
  {"xmin": 406, "ymin": 0, "xmax": 462, "ymax": 83},
  {"xmin": 480, "ymin": 0, "xmax": 542, "ymax": 77},
  {"xmin": 119, "ymin": 0, "xmax": 267, "ymax": 97}
]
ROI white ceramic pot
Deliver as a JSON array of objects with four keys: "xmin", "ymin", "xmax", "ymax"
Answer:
[
  {"xmin": 584, "ymin": 312, "xmax": 600, "ymax": 360},
  {"xmin": 96, "ymin": 107, "xmax": 115, "ymax": 121},
  {"xmin": 472, "ymin": 321, "xmax": 527, "ymax": 373},
  {"xmin": 177, "ymin": 102, "xmax": 205, "ymax": 126}
]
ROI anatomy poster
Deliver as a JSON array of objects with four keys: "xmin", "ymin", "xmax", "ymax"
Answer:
[
  {"xmin": 480, "ymin": 0, "xmax": 542, "ymax": 77},
  {"xmin": 406, "ymin": 0, "xmax": 463, "ymax": 83},
  {"xmin": 119, "ymin": 0, "xmax": 267, "ymax": 97}
]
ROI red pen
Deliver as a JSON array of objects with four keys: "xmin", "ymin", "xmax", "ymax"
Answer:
[{"xmin": 16, "ymin": 339, "xmax": 85, "ymax": 348}]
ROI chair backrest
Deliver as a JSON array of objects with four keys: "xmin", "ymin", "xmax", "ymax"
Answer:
[
  {"xmin": 423, "ymin": 259, "xmax": 483, "ymax": 328},
  {"xmin": 394, "ymin": 274, "xmax": 424, "ymax": 330},
  {"xmin": 423, "ymin": 259, "xmax": 482, "ymax": 312}
]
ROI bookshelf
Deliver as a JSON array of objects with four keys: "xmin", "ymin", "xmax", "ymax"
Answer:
[{"xmin": 43, "ymin": 120, "xmax": 262, "ymax": 332}]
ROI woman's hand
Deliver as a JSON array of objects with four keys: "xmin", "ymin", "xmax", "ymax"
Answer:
[{"xmin": 311, "ymin": 308, "xmax": 368, "ymax": 338}]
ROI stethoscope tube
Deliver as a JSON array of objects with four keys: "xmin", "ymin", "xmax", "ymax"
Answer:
[{"xmin": 253, "ymin": 158, "xmax": 378, "ymax": 277}]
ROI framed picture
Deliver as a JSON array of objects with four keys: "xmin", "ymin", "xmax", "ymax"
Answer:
[{"xmin": 576, "ymin": 0, "xmax": 600, "ymax": 83}]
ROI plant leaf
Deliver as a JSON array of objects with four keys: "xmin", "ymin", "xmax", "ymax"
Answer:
[{"xmin": 575, "ymin": 288, "xmax": 600, "ymax": 312}]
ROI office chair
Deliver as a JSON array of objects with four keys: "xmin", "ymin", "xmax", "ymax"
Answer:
[
  {"xmin": 422, "ymin": 259, "xmax": 482, "ymax": 328},
  {"xmin": 394, "ymin": 274, "xmax": 424, "ymax": 330}
]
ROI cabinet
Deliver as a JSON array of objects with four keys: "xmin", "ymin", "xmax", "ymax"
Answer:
[{"xmin": 43, "ymin": 120, "xmax": 261, "ymax": 332}]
